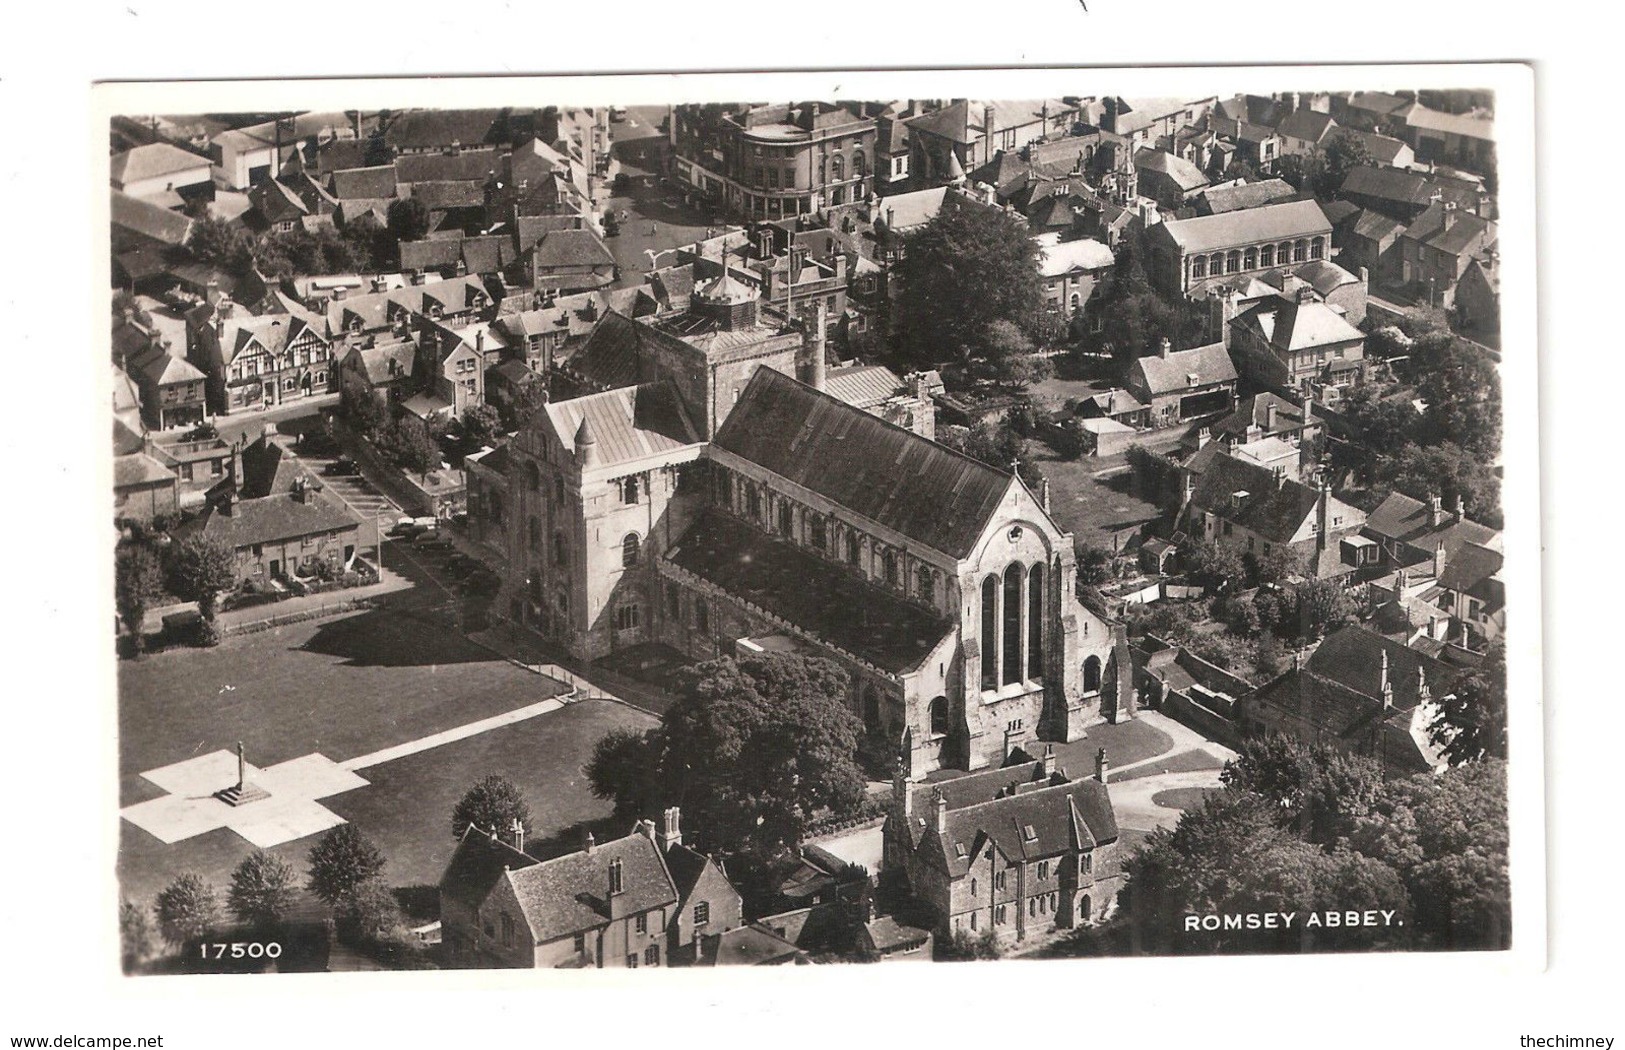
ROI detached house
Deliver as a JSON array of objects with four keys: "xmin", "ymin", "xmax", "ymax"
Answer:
[
  {"xmin": 1228, "ymin": 284, "xmax": 1366, "ymax": 393},
  {"xmin": 1397, "ymin": 200, "xmax": 1497, "ymax": 308},
  {"xmin": 1125, "ymin": 338, "xmax": 1238, "ymax": 428},
  {"xmin": 882, "ymin": 747, "xmax": 1123, "ymax": 942},
  {"xmin": 439, "ymin": 808, "xmax": 745, "ymax": 968}
]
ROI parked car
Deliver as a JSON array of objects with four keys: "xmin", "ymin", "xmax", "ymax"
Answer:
[
  {"xmin": 324, "ymin": 456, "xmax": 359, "ymax": 477},
  {"xmin": 388, "ymin": 517, "xmax": 418, "ymax": 537},
  {"xmin": 415, "ymin": 533, "xmax": 454, "ymax": 552}
]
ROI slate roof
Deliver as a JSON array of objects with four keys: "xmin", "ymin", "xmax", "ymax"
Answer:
[
  {"xmin": 877, "ymin": 186, "xmax": 951, "ymax": 231},
  {"xmin": 115, "ymin": 452, "xmax": 177, "ymax": 488},
  {"xmin": 712, "ymin": 367, "xmax": 1018, "ymax": 560},
  {"xmin": 111, "ymin": 143, "xmax": 210, "ymax": 186},
  {"xmin": 411, "ymin": 180, "xmax": 487, "ymax": 210},
  {"xmin": 1195, "ymin": 178, "xmax": 1298, "ymax": 215},
  {"xmin": 666, "ymin": 509, "xmax": 954, "ymax": 675},
  {"xmin": 531, "ymin": 228, "xmax": 615, "ymax": 269},
  {"xmin": 542, "ymin": 382, "xmax": 702, "ymax": 469},
  {"xmin": 111, "ymin": 189, "xmax": 194, "ymax": 246},
  {"xmin": 1344, "ymin": 91, "xmax": 1410, "ymax": 117},
  {"xmin": 346, "ymin": 340, "xmax": 417, "ymax": 384},
  {"xmin": 1211, "ymin": 392, "xmax": 1312, "ymax": 440},
  {"xmin": 863, "ymin": 916, "xmax": 931, "ymax": 953},
  {"xmin": 1336, "ymin": 128, "xmax": 1410, "ymax": 166},
  {"xmin": 1186, "ymin": 452, "xmax": 1332, "ymax": 544},
  {"xmin": 566, "ymin": 310, "xmax": 691, "ymax": 390},
  {"xmin": 1351, "ymin": 208, "xmax": 1405, "ymax": 243},
  {"xmin": 1156, "ymin": 199, "xmax": 1331, "ymax": 254},
  {"xmin": 1438, "ymin": 541, "xmax": 1503, "ymax": 594},
  {"xmin": 439, "ymin": 826, "xmax": 539, "ymax": 913},
  {"xmin": 1398, "ymin": 103, "xmax": 1494, "ymax": 142},
  {"xmin": 1133, "ymin": 148, "xmax": 1209, "ymax": 192},
  {"xmin": 1340, "ymin": 165, "xmax": 1433, "ymax": 209},
  {"xmin": 1129, "ymin": 341, "xmax": 1237, "ymax": 396},
  {"xmin": 697, "ymin": 925, "xmax": 806, "ymax": 966},
  {"xmin": 328, "ymin": 165, "xmax": 398, "ymax": 200},
  {"xmin": 187, "ymin": 476, "xmax": 362, "ymax": 550},
  {"xmin": 1291, "ymin": 259, "xmax": 1362, "ymax": 296}
]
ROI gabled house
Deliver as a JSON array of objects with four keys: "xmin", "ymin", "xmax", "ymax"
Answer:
[
  {"xmin": 1132, "ymin": 148, "xmax": 1210, "ymax": 211},
  {"xmin": 113, "ymin": 422, "xmax": 180, "ymax": 524},
  {"xmin": 338, "ymin": 337, "xmax": 418, "ymax": 409},
  {"xmin": 438, "ymin": 807, "xmax": 744, "ymax": 968},
  {"xmin": 1397, "ymin": 200, "xmax": 1497, "ymax": 308},
  {"xmin": 1275, "ymin": 109, "xmax": 1338, "ymax": 158},
  {"xmin": 1038, "ymin": 237, "xmax": 1114, "ymax": 320},
  {"xmin": 1361, "ymin": 491, "xmax": 1501, "ymax": 571},
  {"xmin": 1242, "ymin": 625, "xmax": 1458, "ymax": 776},
  {"xmin": 882, "ymin": 747, "xmax": 1123, "ymax": 941},
  {"xmin": 1454, "ymin": 252, "xmax": 1500, "ymax": 341},
  {"xmin": 111, "ymin": 142, "xmax": 213, "ymax": 202},
  {"xmin": 1125, "ymin": 338, "xmax": 1238, "ymax": 428},
  {"xmin": 525, "ymin": 228, "xmax": 617, "ymax": 295},
  {"xmin": 126, "ymin": 340, "xmax": 209, "ymax": 431},
  {"xmin": 1179, "ymin": 448, "xmax": 1370, "ymax": 580}
]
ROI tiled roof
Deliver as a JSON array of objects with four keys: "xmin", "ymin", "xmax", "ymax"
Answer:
[
  {"xmin": 1290, "ymin": 259, "xmax": 1361, "ymax": 295},
  {"xmin": 876, "ymin": 186, "xmax": 950, "ymax": 231},
  {"xmin": 384, "ymin": 108, "xmax": 509, "ymax": 151},
  {"xmin": 531, "ymin": 228, "xmax": 615, "ymax": 269},
  {"xmin": 712, "ymin": 367, "xmax": 1017, "ymax": 560},
  {"xmin": 1398, "ymin": 103, "xmax": 1494, "ymax": 142},
  {"xmin": 863, "ymin": 916, "xmax": 931, "ymax": 952},
  {"xmin": 567, "ymin": 310, "xmax": 687, "ymax": 390},
  {"xmin": 935, "ymin": 778, "xmax": 1117, "ymax": 877},
  {"xmin": 1195, "ymin": 178, "xmax": 1298, "ymax": 215},
  {"xmin": 507, "ymin": 830, "xmax": 679, "ymax": 945},
  {"xmin": 1351, "ymin": 208, "xmax": 1405, "ymax": 243},
  {"xmin": 1186, "ymin": 452, "xmax": 1332, "ymax": 544},
  {"xmin": 1340, "ymin": 165, "xmax": 1432, "ymax": 208},
  {"xmin": 1401, "ymin": 202, "xmax": 1496, "ymax": 258},
  {"xmin": 1336, "ymin": 128, "xmax": 1410, "ymax": 165},
  {"xmin": 395, "ymin": 151, "xmax": 499, "ymax": 184},
  {"xmin": 1133, "ymin": 148, "xmax": 1209, "ymax": 191},
  {"xmin": 542, "ymin": 382, "xmax": 701, "ymax": 469},
  {"xmin": 187, "ymin": 478, "xmax": 362, "ymax": 550},
  {"xmin": 1276, "ymin": 109, "xmax": 1336, "ymax": 144},
  {"xmin": 1344, "ymin": 91, "xmax": 1410, "ymax": 116},
  {"xmin": 1129, "ymin": 341, "xmax": 1237, "ymax": 396},
  {"xmin": 1234, "ymin": 299, "xmax": 1364, "ymax": 352},
  {"xmin": 439, "ymin": 826, "xmax": 539, "ymax": 912},
  {"xmin": 1306, "ymin": 625, "xmax": 1458, "ymax": 710},
  {"xmin": 665, "ymin": 509, "xmax": 954, "ymax": 675},
  {"xmin": 114, "ymin": 452, "xmax": 177, "ymax": 488},
  {"xmin": 346, "ymin": 340, "xmax": 417, "ymax": 385},
  {"xmin": 1156, "ymin": 199, "xmax": 1331, "ymax": 254},
  {"xmin": 328, "ymin": 165, "xmax": 398, "ymax": 200},
  {"xmin": 111, "ymin": 143, "xmax": 209, "ymax": 186},
  {"xmin": 411, "ymin": 180, "xmax": 487, "ymax": 210},
  {"xmin": 111, "ymin": 189, "xmax": 194, "ymax": 246},
  {"xmin": 1363, "ymin": 491, "xmax": 1501, "ymax": 556},
  {"xmin": 1438, "ymin": 541, "xmax": 1503, "ymax": 594},
  {"xmin": 698, "ymin": 925, "xmax": 806, "ymax": 966},
  {"xmin": 1212, "ymin": 392, "xmax": 1311, "ymax": 440}
]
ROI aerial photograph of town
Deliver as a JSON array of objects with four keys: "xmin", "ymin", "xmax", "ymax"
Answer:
[{"xmin": 107, "ymin": 87, "xmax": 1512, "ymax": 973}]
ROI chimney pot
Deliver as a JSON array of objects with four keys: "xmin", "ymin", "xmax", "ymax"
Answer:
[{"xmin": 1095, "ymin": 747, "xmax": 1110, "ymax": 784}]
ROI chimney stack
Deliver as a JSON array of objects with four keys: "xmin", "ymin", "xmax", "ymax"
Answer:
[
  {"xmin": 1159, "ymin": 336, "xmax": 1172, "ymax": 359},
  {"xmin": 893, "ymin": 761, "xmax": 913, "ymax": 821},
  {"xmin": 1315, "ymin": 477, "xmax": 1331, "ymax": 550},
  {"xmin": 583, "ymin": 829, "xmax": 596, "ymax": 855},
  {"xmin": 1265, "ymin": 401, "xmax": 1278, "ymax": 432},
  {"xmin": 805, "ymin": 299, "xmax": 828, "ymax": 393},
  {"xmin": 1433, "ymin": 538, "xmax": 1447, "ymax": 579},
  {"xmin": 1454, "ymin": 492, "xmax": 1465, "ymax": 523},
  {"xmin": 1379, "ymin": 648, "xmax": 1393, "ymax": 708},
  {"xmin": 638, "ymin": 818, "xmax": 657, "ymax": 841},
  {"xmin": 934, "ymin": 790, "xmax": 948, "ymax": 835},
  {"xmin": 1428, "ymin": 495, "xmax": 1444, "ymax": 528},
  {"xmin": 1041, "ymin": 743, "xmax": 1058, "ymax": 779},
  {"xmin": 508, "ymin": 817, "xmax": 525, "ymax": 852},
  {"xmin": 1095, "ymin": 747, "xmax": 1110, "ymax": 785},
  {"xmin": 659, "ymin": 806, "xmax": 683, "ymax": 850}
]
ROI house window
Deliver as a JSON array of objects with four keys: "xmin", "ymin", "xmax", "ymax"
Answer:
[
  {"xmin": 1310, "ymin": 236, "xmax": 1325, "ymax": 261},
  {"xmin": 622, "ymin": 533, "xmax": 641, "ymax": 567},
  {"xmin": 1080, "ymin": 851, "xmax": 1093, "ymax": 875},
  {"xmin": 694, "ymin": 901, "xmax": 710, "ymax": 926},
  {"xmin": 970, "ymin": 912, "xmax": 977, "ymax": 931},
  {"xmin": 971, "ymin": 878, "xmax": 978, "ymax": 896},
  {"xmin": 995, "ymin": 871, "xmax": 1006, "ymax": 892},
  {"xmin": 1293, "ymin": 239, "xmax": 1307, "ymax": 263},
  {"xmin": 995, "ymin": 904, "xmax": 1006, "ymax": 925},
  {"xmin": 809, "ymin": 515, "xmax": 826, "ymax": 551},
  {"xmin": 623, "ymin": 475, "xmax": 642, "ymax": 504},
  {"xmin": 644, "ymin": 945, "xmax": 659, "ymax": 966},
  {"xmin": 180, "ymin": 463, "xmax": 195, "ymax": 482},
  {"xmin": 777, "ymin": 501, "xmax": 793, "ymax": 536},
  {"xmin": 929, "ymin": 696, "xmax": 949, "ymax": 735},
  {"xmin": 1226, "ymin": 251, "xmax": 1241, "ymax": 274},
  {"xmin": 1191, "ymin": 255, "xmax": 1207, "ymax": 279},
  {"xmin": 1029, "ymin": 897, "xmax": 1038, "ymax": 918},
  {"xmin": 500, "ymin": 912, "xmax": 514, "ymax": 948},
  {"xmin": 1244, "ymin": 247, "xmax": 1258, "ymax": 270},
  {"xmin": 695, "ymin": 602, "xmax": 710, "ymax": 635},
  {"xmin": 574, "ymin": 932, "xmax": 586, "ymax": 954},
  {"xmin": 1260, "ymin": 244, "xmax": 1275, "ymax": 267},
  {"xmin": 626, "ymin": 953, "xmax": 638, "ymax": 968},
  {"xmin": 615, "ymin": 604, "xmax": 641, "ymax": 631},
  {"xmin": 634, "ymin": 913, "xmax": 648, "ymax": 934},
  {"xmin": 1038, "ymin": 861, "xmax": 1049, "ymax": 881}
]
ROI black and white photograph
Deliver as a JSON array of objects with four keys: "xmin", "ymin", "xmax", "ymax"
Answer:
[{"xmin": 103, "ymin": 76, "xmax": 1527, "ymax": 974}]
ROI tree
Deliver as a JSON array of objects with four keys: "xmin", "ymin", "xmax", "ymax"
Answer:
[
  {"xmin": 1222, "ymin": 736, "xmax": 1386, "ymax": 845},
  {"xmin": 1222, "ymin": 157, "xmax": 1258, "ymax": 183},
  {"xmin": 1411, "ymin": 334, "xmax": 1502, "ymax": 460},
  {"xmin": 1076, "ymin": 542, "xmax": 1114, "ymax": 587},
  {"xmin": 1247, "ymin": 543, "xmax": 1307, "ymax": 587},
  {"xmin": 155, "ymin": 873, "xmax": 219, "ymax": 947},
  {"xmin": 1275, "ymin": 152, "xmax": 1322, "ymax": 194},
  {"xmin": 112, "ymin": 290, "xmax": 153, "ymax": 328},
  {"xmin": 120, "ymin": 898, "xmax": 158, "ymax": 973},
  {"xmin": 1183, "ymin": 539, "xmax": 1244, "ymax": 592},
  {"xmin": 1289, "ymin": 578, "xmax": 1357, "ymax": 640},
  {"xmin": 1347, "ymin": 760, "xmax": 1509, "ymax": 949},
  {"xmin": 1090, "ymin": 231, "xmax": 1188, "ymax": 366},
  {"xmin": 1429, "ymin": 642, "xmax": 1507, "ymax": 765},
  {"xmin": 382, "ymin": 416, "xmax": 441, "ymax": 482},
  {"xmin": 115, "ymin": 545, "xmax": 165, "ymax": 655},
  {"xmin": 452, "ymin": 775, "xmax": 533, "ymax": 841},
  {"xmin": 386, "ymin": 197, "xmax": 431, "ymax": 246},
  {"xmin": 940, "ymin": 416, "xmax": 1047, "ymax": 493},
  {"xmin": 1316, "ymin": 131, "xmax": 1377, "ymax": 198},
  {"xmin": 339, "ymin": 381, "xmax": 385, "ymax": 437},
  {"xmin": 186, "ymin": 216, "xmax": 255, "ymax": 274},
  {"xmin": 584, "ymin": 727, "xmax": 664, "ymax": 820},
  {"xmin": 165, "ymin": 534, "xmax": 236, "ymax": 623},
  {"xmin": 586, "ymin": 653, "xmax": 867, "ymax": 857},
  {"xmin": 892, "ymin": 202, "xmax": 1044, "ymax": 365},
  {"xmin": 1382, "ymin": 441, "xmax": 1502, "ymax": 528},
  {"xmin": 307, "ymin": 825, "xmax": 387, "ymax": 910},
  {"xmin": 460, "ymin": 403, "xmax": 504, "ymax": 449},
  {"xmin": 228, "ymin": 850, "xmax": 299, "ymax": 930}
]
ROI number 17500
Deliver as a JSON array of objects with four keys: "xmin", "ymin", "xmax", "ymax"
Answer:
[{"xmin": 199, "ymin": 942, "xmax": 282, "ymax": 960}]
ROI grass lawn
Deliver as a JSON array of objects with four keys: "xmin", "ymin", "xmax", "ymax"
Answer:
[
  {"xmin": 118, "ymin": 699, "xmax": 656, "ymax": 911},
  {"xmin": 1113, "ymin": 747, "xmax": 1228, "ymax": 783},
  {"xmin": 1151, "ymin": 786, "xmax": 1220, "ymax": 811},
  {"xmin": 1032, "ymin": 449, "xmax": 1165, "ymax": 551},
  {"xmin": 118, "ymin": 606, "xmax": 570, "ymax": 807}
]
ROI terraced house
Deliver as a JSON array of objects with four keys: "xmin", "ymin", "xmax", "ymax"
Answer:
[{"xmin": 186, "ymin": 298, "xmax": 334, "ymax": 414}]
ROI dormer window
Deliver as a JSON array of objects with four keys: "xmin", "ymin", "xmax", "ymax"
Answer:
[
  {"xmin": 954, "ymin": 842, "xmax": 968, "ymax": 859},
  {"xmin": 1022, "ymin": 824, "xmax": 1037, "ymax": 842}
]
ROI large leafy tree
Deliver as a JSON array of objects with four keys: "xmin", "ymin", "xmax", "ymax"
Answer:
[
  {"xmin": 228, "ymin": 850, "xmax": 299, "ymax": 930},
  {"xmin": 165, "ymin": 534, "xmax": 237, "ymax": 623},
  {"xmin": 1184, "ymin": 539, "xmax": 1245, "ymax": 593},
  {"xmin": 186, "ymin": 216, "xmax": 255, "ymax": 274},
  {"xmin": 1347, "ymin": 760, "xmax": 1510, "ymax": 949},
  {"xmin": 154, "ymin": 872, "xmax": 220, "ymax": 947},
  {"xmin": 306, "ymin": 825, "xmax": 387, "ymax": 910},
  {"xmin": 120, "ymin": 898, "xmax": 158, "ymax": 973},
  {"xmin": 937, "ymin": 415, "xmax": 1047, "ymax": 492},
  {"xmin": 1089, "ymin": 229, "xmax": 1188, "ymax": 366},
  {"xmin": 586, "ymin": 654, "xmax": 867, "ymax": 858},
  {"xmin": 1289, "ymin": 578, "xmax": 1357, "ymax": 640},
  {"xmin": 1221, "ymin": 736, "xmax": 1386, "ymax": 845},
  {"xmin": 892, "ymin": 202, "xmax": 1044, "ymax": 365},
  {"xmin": 387, "ymin": 197, "xmax": 431, "ymax": 246},
  {"xmin": 115, "ymin": 545, "xmax": 166, "ymax": 654},
  {"xmin": 451, "ymin": 775, "xmax": 532, "ymax": 840},
  {"xmin": 1429, "ymin": 642, "xmax": 1507, "ymax": 765},
  {"xmin": 1316, "ymin": 131, "xmax": 1377, "ymax": 198}
]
